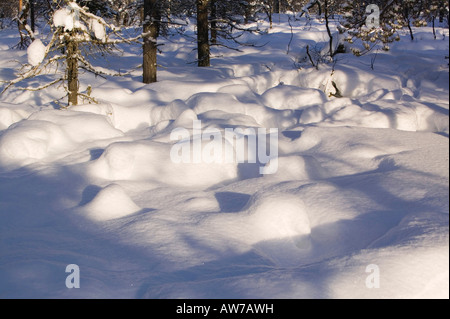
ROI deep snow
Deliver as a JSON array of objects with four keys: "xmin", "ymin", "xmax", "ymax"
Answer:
[{"xmin": 0, "ymin": 15, "xmax": 448, "ymax": 299}]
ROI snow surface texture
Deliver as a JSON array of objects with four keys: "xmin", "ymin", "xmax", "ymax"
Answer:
[{"xmin": 0, "ymin": 16, "xmax": 448, "ymax": 299}]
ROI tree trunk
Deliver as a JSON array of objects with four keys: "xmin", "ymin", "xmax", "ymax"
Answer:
[
  {"xmin": 407, "ymin": 20, "xmax": 414, "ymax": 41},
  {"xmin": 30, "ymin": 0, "xmax": 35, "ymax": 32},
  {"xmin": 66, "ymin": 33, "xmax": 79, "ymax": 106},
  {"xmin": 197, "ymin": 0, "xmax": 210, "ymax": 67},
  {"xmin": 268, "ymin": 3, "xmax": 273, "ymax": 29},
  {"xmin": 17, "ymin": 0, "xmax": 29, "ymax": 48},
  {"xmin": 143, "ymin": 0, "xmax": 160, "ymax": 84},
  {"xmin": 210, "ymin": 0, "xmax": 217, "ymax": 45},
  {"xmin": 439, "ymin": 0, "xmax": 445, "ymax": 23},
  {"xmin": 274, "ymin": 0, "xmax": 280, "ymax": 14},
  {"xmin": 244, "ymin": 2, "xmax": 252, "ymax": 24},
  {"xmin": 324, "ymin": 0, "xmax": 334, "ymax": 57},
  {"xmin": 432, "ymin": 16, "xmax": 436, "ymax": 39}
]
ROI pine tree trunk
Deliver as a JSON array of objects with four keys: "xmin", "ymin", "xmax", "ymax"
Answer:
[
  {"xmin": 244, "ymin": 2, "xmax": 252, "ymax": 24},
  {"xmin": 324, "ymin": 0, "xmax": 334, "ymax": 57},
  {"xmin": 30, "ymin": 0, "xmax": 35, "ymax": 32},
  {"xmin": 267, "ymin": 2, "xmax": 273, "ymax": 29},
  {"xmin": 66, "ymin": 33, "xmax": 79, "ymax": 106},
  {"xmin": 269, "ymin": 9, "xmax": 273, "ymax": 29},
  {"xmin": 17, "ymin": 0, "xmax": 29, "ymax": 48},
  {"xmin": 143, "ymin": 0, "xmax": 159, "ymax": 84},
  {"xmin": 210, "ymin": 0, "xmax": 217, "ymax": 45},
  {"xmin": 274, "ymin": 0, "xmax": 280, "ymax": 14},
  {"xmin": 197, "ymin": 0, "xmax": 210, "ymax": 67}
]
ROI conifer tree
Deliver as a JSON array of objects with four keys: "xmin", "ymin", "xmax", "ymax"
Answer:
[{"xmin": 1, "ymin": 0, "xmax": 140, "ymax": 106}]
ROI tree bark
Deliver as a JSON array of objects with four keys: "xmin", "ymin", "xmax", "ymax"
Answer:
[
  {"xmin": 268, "ymin": 4, "xmax": 273, "ymax": 29},
  {"xmin": 30, "ymin": 0, "xmax": 35, "ymax": 32},
  {"xmin": 210, "ymin": 0, "xmax": 217, "ymax": 45},
  {"xmin": 17, "ymin": 0, "xmax": 29, "ymax": 48},
  {"xmin": 244, "ymin": 1, "xmax": 252, "ymax": 24},
  {"xmin": 324, "ymin": 0, "xmax": 334, "ymax": 57},
  {"xmin": 66, "ymin": 32, "xmax": 79, "ymax": 106},
  {"xmin": 197, "ymin": 0, "xmax": 210, "ymax": 67},
  {"xmin": 143, "ymin": 0, "xmax": 160, "ymax": 83},
  {"xmin": 274, "ymin": 0, "xmax": 280, "ymax": 14}
]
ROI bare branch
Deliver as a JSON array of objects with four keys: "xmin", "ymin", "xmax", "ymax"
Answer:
[{"xmin": 17, "ymin": 78, "xmax": 65, "ymax": 92}]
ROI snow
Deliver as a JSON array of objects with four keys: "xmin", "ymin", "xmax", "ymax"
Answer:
[
  {"xmin": 89, "ymin": 18, "xmax": 106, "ymax": 42},
  {"xmin": 0, "ymin": 109, "xmax": 123, "ymax": 169},
  {"xmin": 0, "ymin": 102, "xmax": 34, "ymax": 130},
  {"xmin": 78, "ymin": 183, "xmax": 141, "ymax": 222},
  {"xmin": 27, "ymin": 39, "xmax": 46, "ymax": 67},
  {"xmin": 88, "ymin": 139, "xmax": 239, "ymax": 188},
  {"xmin": 0, "ymin": 119, "xmax": 72, "ymax": 167},
  {"xmin": 261, "ymin": 85, "xmax": 327, "ymax": 110},
  {"xmin": 53, "ymin": 7, "xmax": 75, "ymax": 31},
  {"xmin": 0, "ymin": 15, "xmax": 448, "ymax": 299},
  {"xmin": 53, "ymin": 3, "xmax": 84, "ymax": 32}
]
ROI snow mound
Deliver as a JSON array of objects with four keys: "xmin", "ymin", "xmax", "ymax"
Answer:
[
  {"xmin": 172, "ymin": 108, "xmax": 198, "ymax": 128},
  {"xmin": 0, "ymin": 120, "xmax": 72, "ymax": 168},
  {"xmin": 201, "ymin": 193, "xmax": 311, "ymax": 251},
  {"xmin": 149, "ymin": 79, "xmax": 236, "ymax": 102},
  {"xmin": 188, "ymin": 92, "xmax": 297, "ymax": 128},
  {"xmin": 0, "ymin": 104, "xmax": 32, "ymax": 131},
  {"xmin": 29, "ymin": 110, "xmax": 123, "ymax": 143},
  {"xmin": 188, "ymin": 92, "xmax": 266, "ymax": 124},
  {"xmin": 70, "ymin": 103, "xmax": 115, "ymax": 119},
  {"xmin": 262, "ymin": 85, "xmax": 327, "ymax": 110},
  {"xmin": 218, "ymin": 83, "xmax": 264, "ymax": 105},
  {"xmin": 299, "ymin": 94, "xmax": 449, "ymax": 134},
  {"xmin": 89, "ymin": 140, "xmax": 239, "ymax": 188},
  {"xmin": 71, "ymin": 103, "xmax": 179, "ymax": 134},
  {"xmin": 81, "ymin": 184, "xmax": 141, "ymax": 222},
  {"xmin": 0, "ymin": 110, "xmax": 123, "ymax": 169},
  {"xmin": 150, "ymin": 100, "xmax": 189, "ymax": 127},
  {"xmin": 247, "ymin": 193, "xmax": 311, "ymax": 242}
]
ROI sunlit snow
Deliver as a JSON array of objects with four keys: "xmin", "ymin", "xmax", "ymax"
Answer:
[{"xmin": 0, "ymin": 14, "xmax": 448, "ymax": 299}]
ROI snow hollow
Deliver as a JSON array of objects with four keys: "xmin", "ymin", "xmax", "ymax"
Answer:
[{"xmin": 0, "ymin": 11, "xmax": 449, "ymax": 299}]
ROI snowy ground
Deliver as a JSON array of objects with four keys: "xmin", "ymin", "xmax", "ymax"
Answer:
[{"xmin": 0, "ymin": 16, "xmax": 449, "ymax": 299}]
